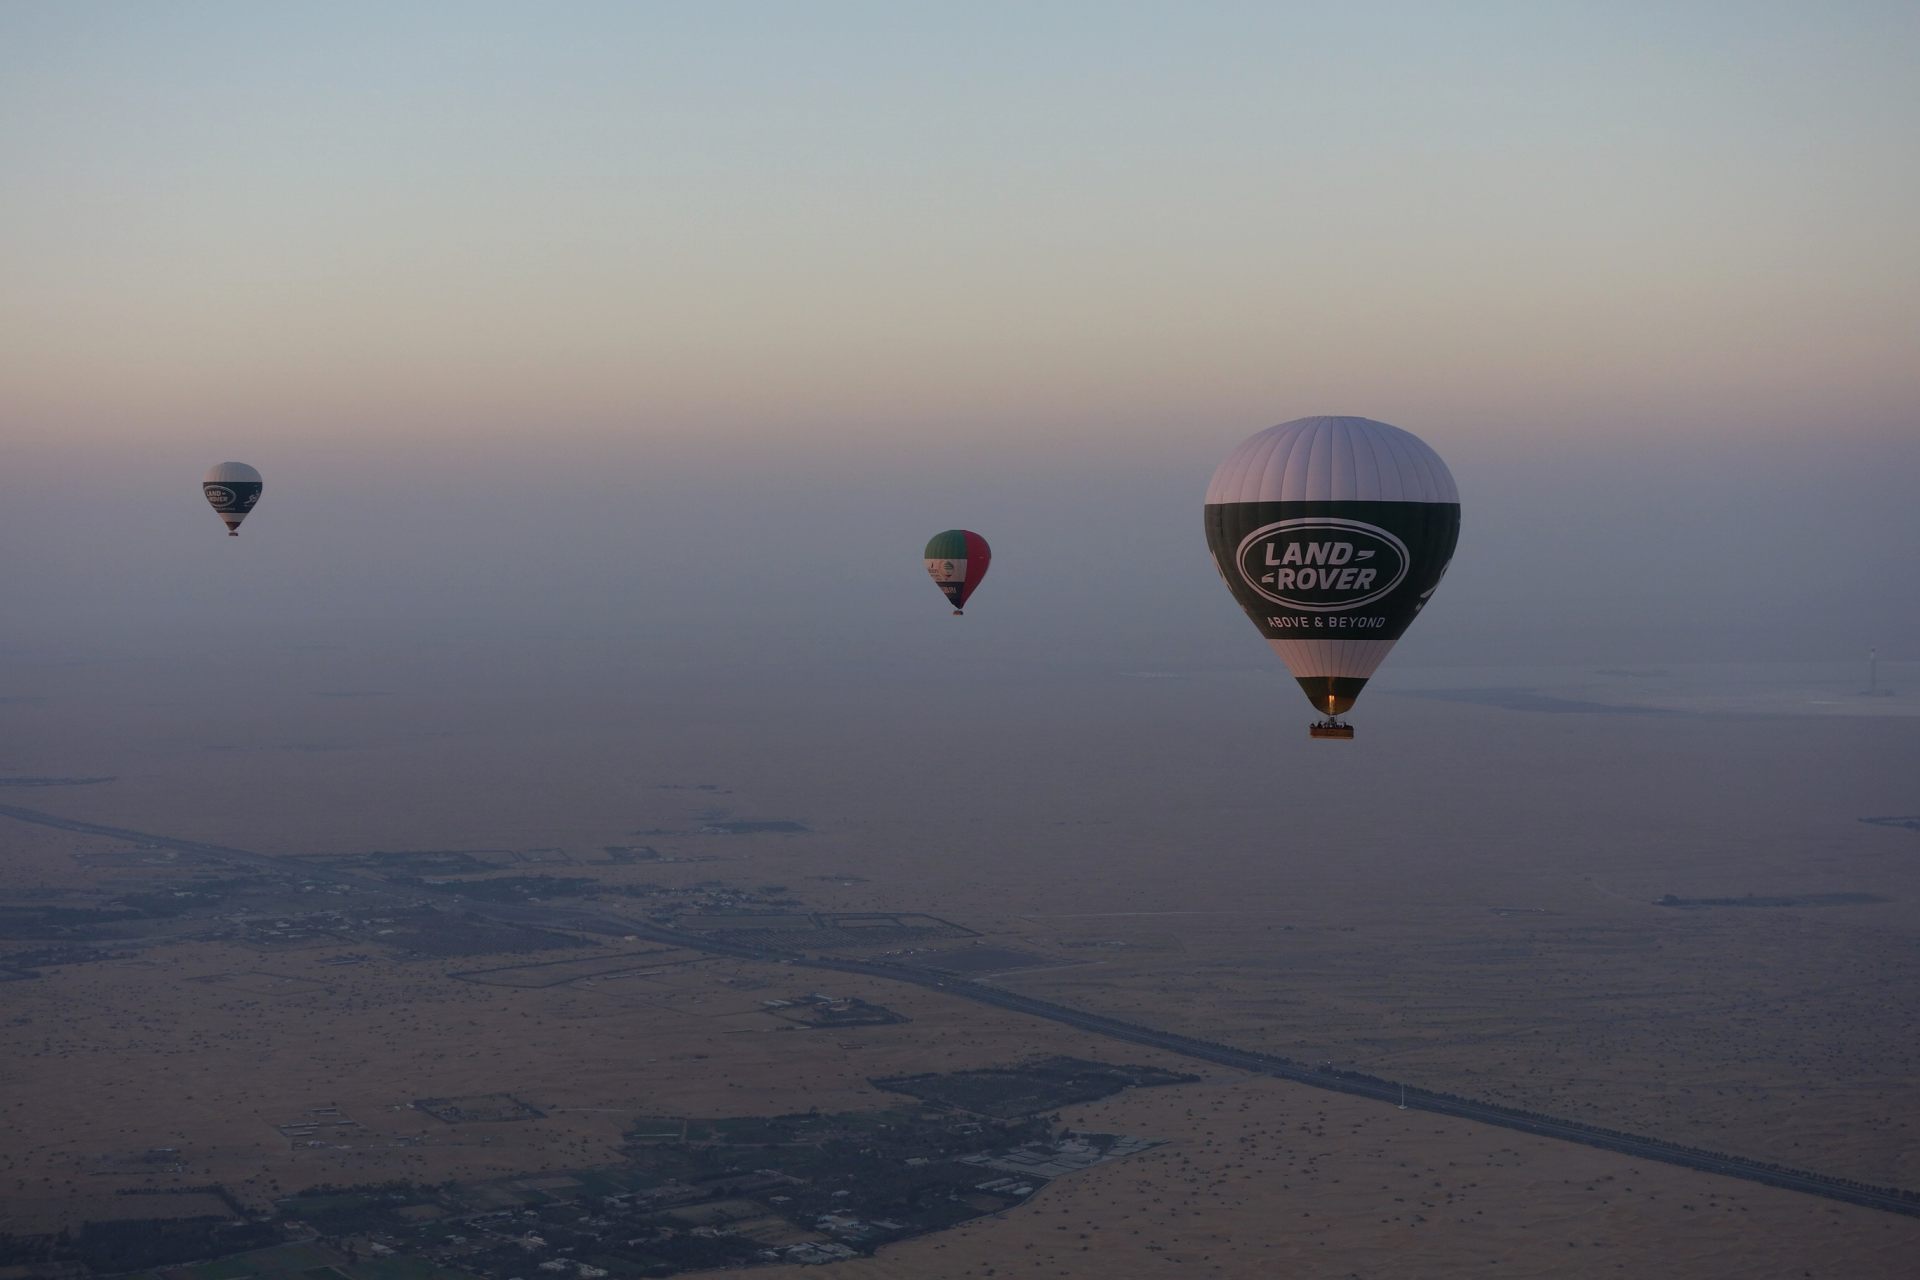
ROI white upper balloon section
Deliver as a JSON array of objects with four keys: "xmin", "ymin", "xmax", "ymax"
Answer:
[
  {"xmin": 1204, "ymin": 416, "xmax": 1457, "ymax": 506},
  {"xmin": 204, "ymin": 461, "xmax": 262, "ymax": 484}
]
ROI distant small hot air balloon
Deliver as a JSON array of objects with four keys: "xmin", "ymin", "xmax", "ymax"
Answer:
[
  {"xmin": 203, "ymin": 462, "xmax": 264, "ymax": 537},
  {"xmin": 924, "ymin": 529, "xmax": 991, "ymax": 616},
  {"xmin": 1203, "ymin": 417, "xmax": 1460, "ymax": 739}
]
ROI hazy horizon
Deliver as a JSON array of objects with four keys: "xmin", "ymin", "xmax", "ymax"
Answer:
[{"xmin": 6, "ymin": 5, "xmax": 1916, "ymax": 676}]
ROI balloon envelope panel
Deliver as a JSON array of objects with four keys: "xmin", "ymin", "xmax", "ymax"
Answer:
[
  {"xmin": 924, "ymin": 529, "xmax": 991, "ymax": 612},
  {"xmin": 202, "ymin": 461, "xmax": 263, "ymax": 536},
  {"xmin": 1203, "ymin": 418, "xmax": 1458, "ymax": 715}
]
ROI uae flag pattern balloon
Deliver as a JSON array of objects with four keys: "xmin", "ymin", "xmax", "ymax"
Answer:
[
  {"xmin": 924, "ymin": 529, "xmax": 991, "ymax": 615},
  {"xmin": 203, "ymin": 461, "xmax": 264, "ymax": 536},
  {"xmin": 1203, "ymin": 417, "xmax": 1459, "ymax": 732}
]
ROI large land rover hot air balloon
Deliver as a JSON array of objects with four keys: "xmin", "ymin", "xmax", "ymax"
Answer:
[
  {"xmin": 1204, "ymin": 417, "xmax": 1459, "ymax": 739},
  {"xmin": 202, "ymin": 462, "xmax": 264, "ymax": 537},
  {"xmin": 924, "ymin": 529, "xmax": 991, "ymax": 615}
]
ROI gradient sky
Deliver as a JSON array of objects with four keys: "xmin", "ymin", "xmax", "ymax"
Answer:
[{"xmin": 3, "ymin": 2, "xmax": 1917, "ymax": 667}]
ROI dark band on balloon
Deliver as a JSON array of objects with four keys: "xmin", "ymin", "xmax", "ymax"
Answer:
[
  {"xmin": 1203, "ymin": 499, "xmax": 1459, "ymax": 644},
  {"xmin": 203, "ymin": 481, "xmax": 264, "ymax": 513}
]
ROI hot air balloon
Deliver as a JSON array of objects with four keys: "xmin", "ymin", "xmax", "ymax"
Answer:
[
  {"xmin": 1203, "ymin": 417, "xmax": 1459, "ymax": 739},
  {"xmin": 202, "ymin": 462, "xmax": 264, "ymax": 537},
  {"xmin": 924, "ymin": 529, "xmax": 991, "ymax": 615}
]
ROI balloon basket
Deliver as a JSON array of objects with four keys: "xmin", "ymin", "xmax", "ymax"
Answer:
[{"xmin": 1309, "ymin": 719, "xmax": 1354, "ymax": 741}]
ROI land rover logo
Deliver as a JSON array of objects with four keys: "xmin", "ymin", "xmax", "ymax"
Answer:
[
  {"xmin": 1235, "ymin": 518, "xmax": 1409, "ymax": 611},
  {"xmin": 204, "ymin": 484, "xmax": 237, "ymax": 508}
]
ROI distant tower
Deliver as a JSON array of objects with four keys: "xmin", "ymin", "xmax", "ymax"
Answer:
[{"xmin": 1863, "ymin": 647, "xmax": 1894, "ymax": 697}]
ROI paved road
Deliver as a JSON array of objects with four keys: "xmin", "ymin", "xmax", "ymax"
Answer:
[{"xmin": 4, "ymin": 801, "xmax": 1916, "ymax": 1219}]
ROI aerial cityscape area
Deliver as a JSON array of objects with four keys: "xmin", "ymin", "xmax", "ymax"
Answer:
[
  {"xmin": 4, "ymin": 653, "xmax": 1917, "ymax": 1279},
  {"xmin": 4, "ymin": 5, "xmax": 1918, "ymax": 1279}
]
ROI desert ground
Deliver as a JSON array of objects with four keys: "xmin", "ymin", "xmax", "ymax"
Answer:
[{"xmin": 3, "ymin": 637, "xmax": 1916, "ymax": 1276}]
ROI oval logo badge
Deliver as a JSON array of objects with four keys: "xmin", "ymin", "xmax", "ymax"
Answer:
[
  {"xmin": 204, "ymin": 484, "xmax": 237, "ymax": 508},
  {"xmin": 1235, "ymin": 518, "xmax": 1409, "ymax": 611}
]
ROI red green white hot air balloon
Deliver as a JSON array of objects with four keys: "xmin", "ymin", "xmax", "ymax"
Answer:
[
  {"xmin": 1203, "ymin": 416, "xmax": 1460, "ymax": 739},
  {"xmin": 203, "ymin": 462, "xmax": 264, "ymax": 537},
  {"xmin": 924, "ymin": 529, "xmax": 991, "ymax": 616}
]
